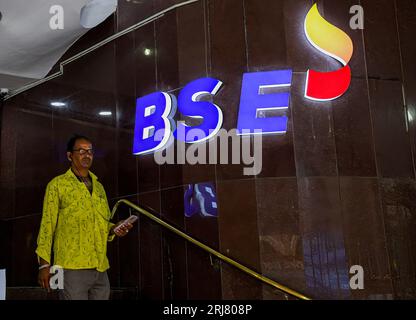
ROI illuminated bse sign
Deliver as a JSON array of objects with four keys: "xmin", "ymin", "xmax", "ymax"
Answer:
[
  {"xmin": 133, "ymin": 70, "xmax": 292, "ymax": 155},
  {"xmin": 133, "ymin": 3, "xmax": 353, "ymax": 155}
]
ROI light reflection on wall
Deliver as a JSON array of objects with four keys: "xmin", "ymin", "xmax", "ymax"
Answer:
[
  {"xmin": 302, "ymin": 232, "xmax": 351, "ymax": 299},
  {"xmin": 184, "ymin": 182, "xmax": 218, "ymax": 218}
]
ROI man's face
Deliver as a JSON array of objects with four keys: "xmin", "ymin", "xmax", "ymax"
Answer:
[{"xmin": 68, "ymin": 139, "xmax": 93, "ymax": 170}]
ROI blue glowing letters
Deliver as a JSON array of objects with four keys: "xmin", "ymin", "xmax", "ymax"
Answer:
[
  {"xmin": 237, "ymin": 70, "xmax": 292, "ymax": 135},
  {"xmin": 133, "ymin": 69, "xmax": 293, "ymax": 155}
]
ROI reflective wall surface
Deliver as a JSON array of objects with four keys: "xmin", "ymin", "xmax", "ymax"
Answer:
[{"xmin": 1, "ymin": 0, "xmax": 416, "ymax": 300}]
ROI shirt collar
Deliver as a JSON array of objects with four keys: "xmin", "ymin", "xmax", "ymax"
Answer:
[{"xmin": 65, "ymin": 168, "xmax": 98, "ymax": 181}]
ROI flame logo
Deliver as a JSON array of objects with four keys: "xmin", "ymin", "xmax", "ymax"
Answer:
[{"xmin": 304, "ymin": 3, "xmax": 353, "ymax": 101}]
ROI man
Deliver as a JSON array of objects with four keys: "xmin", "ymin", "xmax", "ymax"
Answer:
[{"xmin": 36, "ymin": 134, "xmax": 134, "ymax": 300}]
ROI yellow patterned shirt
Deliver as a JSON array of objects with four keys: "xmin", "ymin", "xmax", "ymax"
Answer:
[{"xmin": 36, "ymin": 169, "xmax": 115, "ymax": 272}]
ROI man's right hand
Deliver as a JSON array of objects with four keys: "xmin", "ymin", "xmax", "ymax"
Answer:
[{"xmin": 38, "ymin": 266, "xmax": 51, "ymax": 292}]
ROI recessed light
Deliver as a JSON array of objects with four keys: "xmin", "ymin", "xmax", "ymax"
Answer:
[
  {"xmin": 144, "ymin": 48, "xmax": 152, "ymax": 56},
  {"xmin": 50, "ymin": 101, "xmax": 66, "ymax": 107},
  {"xmin": 99, "ymin": 111, "xmax": 112, "ymax": 116}
]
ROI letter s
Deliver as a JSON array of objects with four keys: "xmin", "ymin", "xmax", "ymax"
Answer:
[{"xmin": 175, "ymin": 78, "xmax": 223, "ymax": 143}]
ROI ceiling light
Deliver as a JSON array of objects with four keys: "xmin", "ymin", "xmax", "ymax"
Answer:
[
  {"xmin": 99, "ymin": 111, "xmax": 112, "ymax": 116},
  {"xmin": 144, "ymin": 48, "xmax": 152, "ymax": 56},
  {"xmin": 50, "ymin": 101, "xmax": 66, "ymax": 107}
]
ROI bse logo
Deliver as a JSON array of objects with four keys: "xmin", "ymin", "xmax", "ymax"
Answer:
[
  {"xmin": 304, "ymin": 4, "xmax": 354, "ymax": 101},
  {"xmin": 133, "ymin": 3, "xmax": 354, "ymax": 156}
]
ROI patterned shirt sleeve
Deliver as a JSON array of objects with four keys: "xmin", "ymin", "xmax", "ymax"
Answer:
[{"xmin": 35, "ymin": 180, "xmax": 59, "ymax": 264}]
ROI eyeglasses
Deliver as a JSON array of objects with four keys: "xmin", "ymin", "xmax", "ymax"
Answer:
[{"xmin": 72, "ymin": 148, "xmax": 94, "ymax": 155}]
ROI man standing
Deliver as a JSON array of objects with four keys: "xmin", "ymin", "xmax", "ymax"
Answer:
[{"xmin": 36, "ymin": 134, "xmax": 134, "ymax": 300}]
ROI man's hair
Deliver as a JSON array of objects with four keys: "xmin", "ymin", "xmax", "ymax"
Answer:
[{"xmin": 67, "ymin": 134, "xmax": 91, "ymax": 152}]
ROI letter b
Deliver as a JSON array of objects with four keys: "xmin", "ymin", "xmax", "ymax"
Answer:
[{"xmin": 133, "ymin": 92, "xmax": 176, "ymax": 155}]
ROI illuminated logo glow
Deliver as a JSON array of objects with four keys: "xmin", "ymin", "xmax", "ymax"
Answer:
[{"xmin": 304, "ymin": 3, "xmax": 354, "ymax": 101}]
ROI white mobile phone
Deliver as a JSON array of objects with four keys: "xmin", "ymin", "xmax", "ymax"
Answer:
[{"xmin": 114, "ymin": 215, "xmax": 138, "ymax": 232}]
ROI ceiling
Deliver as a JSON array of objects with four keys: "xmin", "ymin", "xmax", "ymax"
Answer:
[{"xmin": 0, "ymin": 0, "xmax": 117, "ymax": 91}]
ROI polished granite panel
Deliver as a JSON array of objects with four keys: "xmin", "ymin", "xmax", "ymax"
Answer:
[
  {"xmin": 221, "ymin": 263, "xmax": 262, "ymax": 300},
  {"xmin": 159, "ymin": 146, "xmax": 184, "ymax": 190},
  {"xmin": 291, "ymin": 73, "xmax": 338, "ymax": 177},
  {"xmin": 209, "ymin": 0, "xmax": 247, "ymax": 79},
  {"xmin": 116, "ymin": 197, "xmax": 140, "ymax": 288},
  {"xmin": 155, "ymin": 10, "xmax": 179, "ymax": 91},
  {"xmin": 0, "ymin": 105, "xmax": 19, "ymax": 218},
  {"xmin": 396, "ymin": 0, "xmax": 416, "ymax": 178},
  {"xmin": 134, "ymin": 22, "xmax": 157, "ymax": 97},
  {"xmin": 186, "ymin": 245, "xmax": 222, "ymax": 299},
  {"xmin": 362, "ymin": 0, "xmax": 402, "ymax": 81},
  {"xmin": 138, "ymin": 191, "xmax": 164, "ymax": 300},
  {"xmin": 216, "ymin": 179, "xmax": 262, "ymax": 299},
  {"xmin": 258, "ymin": 122, "xmax": 296, "ymax": 178},
  {"xmin": 116, "ymin": 130, "xmax": 137, "ymax": 198},
  {"xmin": 185, "ymin": 185, "xmax": 222, "ymax": 299},
  {"xmin": 176, "ymin": 0, "xmax": 207, "ymax": 86},
  {"xmin": 138, "ymin": 153, "xmax": 160, "ymax": 193},
  {"xmin": 298, "ymin": 177, "xmax": 350, "ymax": 299},
  {"xmin": 379, "ymin": 179, "xmax": 416, "ymax": 299},
  {"xmin": 161, "ymin": 186, "xmax": 185, "ymax": 228},
  {"xmin": 245, "ymin": 0, "xmax": 287, "ymax": 71},
  {"xmin": 117, "ymin": 0, "xmax": 155, "ymax": 31},
  {"xmin": 339, "ymin": 177, "xmax": 393, "ymax": 299},
  {"xmin": 368, "ymin": 79, "xmax": 414, "ymax": 178},
  {"xmin": 160, "ymin": 188, "xmax": 188, "ymax": 298},
  {"xmin": 256, "ymin": 177, "xmax": 306, "ymax": 299},
  {"xmin": 14, "ymin": 111, "xmax": 54, "ymax": 217},
  {"xmin": 184, "ymin": 182, "xmax": 219, "ymax": 249},
  {"xmin": 332, "ymin": 78, "xmax": 377, "ymax": 177},
  {"xmin": 181, "ymin": 179, "xmax": 221, "ymax": 298},
  {"xmin": 181, "ymin": 159, "xmax": 216, "ymax": 185},
  {"xmin": 115, "ymin": 33, "xmax": 136, "ymax": 131},
  {"xmin": 161, "ymin": 231, "xmax": 188, "ymax": 299},
  {"xmin": 9, "ymin": 215, "xmax": 41, "ymax": 287}
]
